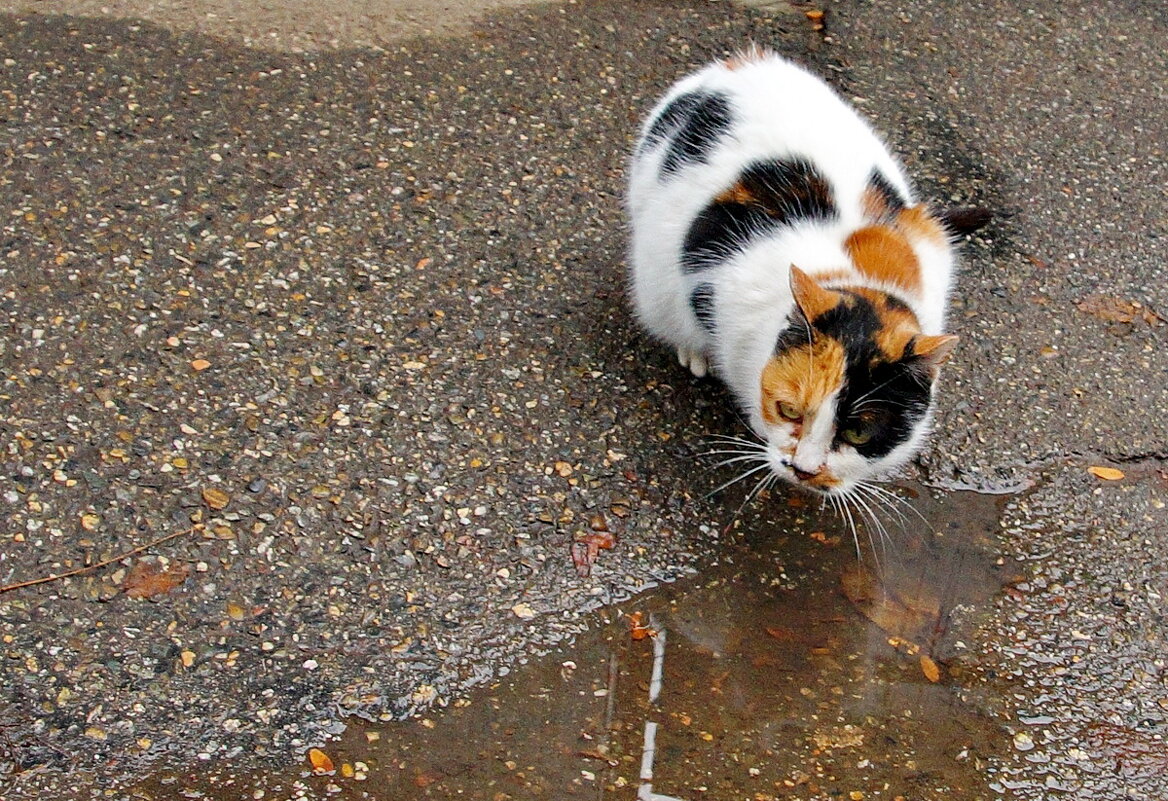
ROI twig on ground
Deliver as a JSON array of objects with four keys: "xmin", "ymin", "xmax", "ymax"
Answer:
[{"xmin": 0, "ymin": 525, "xmax": 201, "ymax": 594}]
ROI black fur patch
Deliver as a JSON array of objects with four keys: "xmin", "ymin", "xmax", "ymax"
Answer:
[
  {"xmin": 681, "ymin": 157, "xmax": 837, "ymax": 273},
  {"xmin": 868, "ymin": 169, "xmax": 907, "ymax": 214},
  {"xmin": 689, "ymin": 282, "xmax": 717, "ymax": 333},
  {"xmin": 659, "ymin": 93, "xmax": 733, "ymax": 176},
  {"xmin": 681, "ymin": 200, "xmax": 773, "ymax": 273},
  {"xmin": 739, "ymin": 158, "xmax": 838, "ymax": 223},
  {"xmin": 774, "ymin": 309, "xmax": 813, "ymax": 355},
  {"xmin": 642, "ymin": 91, "xmax": 707, "ymax": 150},
  {"xmin": 812, "ymin": 292, "xmax": 931, "ymax": 458}
]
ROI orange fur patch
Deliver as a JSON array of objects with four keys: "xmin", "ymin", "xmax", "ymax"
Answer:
[
  {"xmin": 723, "ymin": 44, "xmax": 770, "ymax": 71},
  {"xmin": 714, "ymin": 182, "xmax": 758, "ymax": 206},
  {"xmin": 790, "ymin": 266, "xmax": 843, "ymax": 320},
  {"xmin": 845, "ymin": 287, "xmax": 921, "ymax": 361},
  {"xmin": 844, "ymin": 225, "xmax": 922, "ymax": 295},
  {"xmin": 896, "ymin": 204, "xmax": 947, "ymax": 244},
  {"xmin": 812, "ymin": 269, "xmax": 854, "ymax": 285},
  {"xmin": 860, "ymin": 184, "xmax": 893, "ymax": 222},
  {"xmin": 759, "ymin": 337, "xmax": 846, "ymax": 426},
  {"xmin": 803, "ymin": 470, "xmax": 840, "ymax": 490}
]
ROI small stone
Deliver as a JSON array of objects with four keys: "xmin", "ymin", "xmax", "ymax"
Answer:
[
  {"xmin": 190, "ymin": 358, "xmax": 211, "ymax": 371},
  {"xmin": 511, "ymin": 602, "xmax": 536, "ymax": 620},
  {"xmin": 1013, "ymin": 731, "xmax": 1035, "ymax": 751}
]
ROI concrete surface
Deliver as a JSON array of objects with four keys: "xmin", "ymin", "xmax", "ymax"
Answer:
[{"xmin": 0, "ymin": 0, "xmax": 1165, "ymax": 798}]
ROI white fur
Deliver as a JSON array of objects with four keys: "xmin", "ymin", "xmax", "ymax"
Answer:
[{"xmin": 626, "ymin": 53, "xmax": 957, "ymax": 493}]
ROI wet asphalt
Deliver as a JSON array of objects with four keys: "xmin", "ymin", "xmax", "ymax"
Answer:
[{"xmin": 1, "ymin": 1, "xmax": 1166, "ymax": 799}]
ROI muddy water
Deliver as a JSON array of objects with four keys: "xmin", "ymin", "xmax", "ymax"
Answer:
[{"xmin": 135, "ymin": 486, "xmax": 1017, "ymax": 800}]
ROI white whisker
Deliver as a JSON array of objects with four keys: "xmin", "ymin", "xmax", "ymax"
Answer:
[{"xmin": 705, "ymin": 462, "xmax": 771, "ymax": 498}]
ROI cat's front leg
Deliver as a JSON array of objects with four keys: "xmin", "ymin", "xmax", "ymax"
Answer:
[{"xmin": 676, "ymin": 346, "xmax": 710, "ymax": 378}]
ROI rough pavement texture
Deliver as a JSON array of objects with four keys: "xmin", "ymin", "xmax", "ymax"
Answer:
[
  {"xmin": 835, "ymin": 0, "xmax": 1168, "ymax": 491},
  {"xmin": 4, "ymin": 0, "xmax": 544, "ymax": 50},
  {"xmin": 1, "ymin": 0, "xmax": 1166, "ymax": 798},
  {"xmin": 976, "ymin": 463, "xmax": 1168, "ymax": 797}
]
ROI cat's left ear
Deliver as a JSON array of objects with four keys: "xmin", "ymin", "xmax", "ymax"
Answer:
[
  {"xmin": 910, "ymin": 334, "xmax": 959, "ymax": 374},
  {"xmin": 789, "ymin": 265, "xmax": 841, "ymax": 321}
]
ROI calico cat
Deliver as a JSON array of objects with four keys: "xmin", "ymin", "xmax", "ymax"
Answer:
[{"xmin": 627, "ymin": 48, "xmax": 987, "ymax": 499}]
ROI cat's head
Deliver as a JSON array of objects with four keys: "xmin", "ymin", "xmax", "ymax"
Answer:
[{"xmin": 755, "ymin": 267, "xmax": 956, "ymax": 494}]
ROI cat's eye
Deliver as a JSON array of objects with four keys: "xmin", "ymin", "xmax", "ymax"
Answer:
[
  {"xmin": 841, "ymin": 427, "xmax": 872, "ymax": 446},
  {"xmin": 777, "ymin": 401, "xmax": 802, "ymax": 421}
]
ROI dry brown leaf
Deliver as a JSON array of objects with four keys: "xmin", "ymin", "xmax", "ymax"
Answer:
[
  {"xmin": 920, "ymin": 654, "xmax": 942, "ymax": 683},
  {"xmin": 413, "ymin": 770, "xmax": 440, "ymax": 787},
  {"xmin": 569, "ymin": 531, "xmax": 617, "ymax": 577},
  {"xmin": 765, "ymin": 626, "xmax": 798, "ymax": 642},
  {"xmin": 123, "ymin": 560, "xmax": 189, "ymax": 599},
  {"xmin": 308, "ymin": 747, "xmax": 334, "ymax": 773},
  {"xmin": 1088, "ymin": 466, "xmax": 1125, "ymax": 481},
  {"xmin": 202, "ymin": 486, "xmax": 230, "ymax": 510},
  {"xmin": 627, "ymin": 611, "xmax": 656, "ymax": 641},
  {"xmin": 1076, "ymin": 295, "xmax": 1164, "ymax": 326}
]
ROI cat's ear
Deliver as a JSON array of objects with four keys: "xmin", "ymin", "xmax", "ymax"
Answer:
[
  {"xmin": 911, "ymin": 334, "xmax": 959, "ymax": 372},
  {"xmin": 789, "ymin": 265, "xmax": 840, "ymax": 321}
]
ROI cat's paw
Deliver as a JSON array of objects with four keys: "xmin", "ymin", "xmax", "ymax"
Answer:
[{"xmin": 676, "ymin": 346, "xmax": 709, "ymax": 378}]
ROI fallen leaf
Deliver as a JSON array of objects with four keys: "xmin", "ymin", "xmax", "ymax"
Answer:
[
  {"xmin": 1088, "ymin": 466, "xmax": 1125, "ymax": 481},
  {"xmin": 627, "ymin": 611, "xmax": 656, "ymax": 640},
  {"xmin": 308, "ymin": 747, "xmax": 334, "ymax": 774},
  {"xmin": 570, "ymin": 531, "xmax": 617, "ymax": 577},
  {"xmin": 202, "ymin": 486, "xmax": 231, "ymax": 510},
  {"xmin": 765, "ymin": 626, "xmax": 799, "ymax": 642},
  {"xmin": 920, "ymin": 654, "xmax": 942, "ymax": 683},
  {"xmin": 123, "ymin": 560, "xmax": 189, "ymax": 599},
  {"xmin": 578, "ymin": 748, "xmax": 620, "ymax": 766},
  {"xmin": 570, "ymin": 541, "xmax": 593, "ymax": 577},
  {"xmin": 810, "ymin": 530, "xmax": 841, "ymax": 547},
  {"xmin": 190, "ymin": 358, "xmax": 211, "ymax": 371},
  {"xmin": 413, "ymin": 770, "xmax": 440, "ymax": 787},
  {"xmin": 1076, "ymin": 295, "xmax": 1164, "ymax": 326}
]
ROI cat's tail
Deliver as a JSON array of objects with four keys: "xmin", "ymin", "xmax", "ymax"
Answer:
[{"xmin": 938, "ymin": 206, "xmax": 992, "ymax": 237}]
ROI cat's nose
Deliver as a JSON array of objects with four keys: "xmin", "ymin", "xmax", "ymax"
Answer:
[{"xmin": 792, "ymin": 464, "xmax": 822, "ymax": 481}]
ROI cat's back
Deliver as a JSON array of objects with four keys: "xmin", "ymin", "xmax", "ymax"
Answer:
[{"xmin": 628, "ymin": 51, "xmax": 908, "ymax": 220}]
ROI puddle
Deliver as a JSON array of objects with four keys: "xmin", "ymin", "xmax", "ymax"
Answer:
[{"xmin": 130, "ymin": 485, "xmax": 1019, "ymax": 800}]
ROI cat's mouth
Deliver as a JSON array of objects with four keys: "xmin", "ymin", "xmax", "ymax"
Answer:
[{"xmin": 773, "ymin": 457, "xmax": 842, "ymax": 493}]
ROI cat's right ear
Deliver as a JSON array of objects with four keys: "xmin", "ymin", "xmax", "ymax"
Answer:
[{"xmin": 789, "ymin": 265, "xmax": 840, "ymax": 321}]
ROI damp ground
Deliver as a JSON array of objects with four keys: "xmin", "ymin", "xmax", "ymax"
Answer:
[{"xmin": 126, "ymin": 485, "xmax": 1019, "ymax": 800}]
